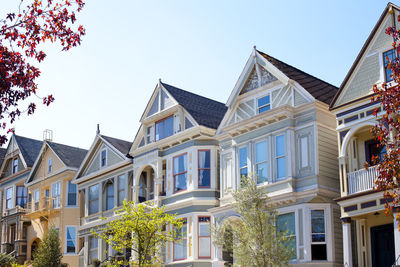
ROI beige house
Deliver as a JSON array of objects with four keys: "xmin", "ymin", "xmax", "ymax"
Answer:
[
  {"xmin": 24, "ymin": 138, "xmax": 87, "ymax": 266},
  {"xmin": 330, "ymin": 3, "xmax": 400, "ymax": 267}
]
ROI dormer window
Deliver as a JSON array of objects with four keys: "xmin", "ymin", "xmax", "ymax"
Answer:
[
  {"xmin": 48, "ymin": 158, "xmax": 53, "ymax": 173},
  {"xmin": 155, "ymin": 116, "xmax": 174, "ymax": 141},
  {"xmin": 257, "ymin": 95, "xmax": 271, "ymax": 114},
  {"xmin": 383, "ymin": 49, "xmax": 395, "ymax": 82},
  {"xmin": 100, "ymin": 149, "xmax": 107, "ymax": 167},
  {"xmin": 12, "ymin": 158, "xmax": 18, "ymax": 174}
]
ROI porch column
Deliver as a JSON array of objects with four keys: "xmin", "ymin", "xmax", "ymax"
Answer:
[
  {"xmin": 342, "ymin": 217, "xmax": 353, "ymax": 267},
  {"xmin": 212, "ymin": 245, "xmax": 224, "ymax": 267},
  {"xmin": 393, "ymin": 207, "xmax": 400, "ymax": 264},
  {"xmin": 83, "ymin": 236, "xmax": 88, "ymax": 267}
]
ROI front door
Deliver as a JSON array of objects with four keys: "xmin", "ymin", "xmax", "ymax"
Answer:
[{"xmin": 371, "ymin": 223, "xmax": 395, "ymax": 267}]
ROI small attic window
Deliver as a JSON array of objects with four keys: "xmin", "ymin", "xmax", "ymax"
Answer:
[
  {"xmin": 100, "ymin": 149, "xmax": 107, "ymax": 167},
  {"xmin": 184, "ymin": 117, "xmax": 193, "ymax": 130},
  {"xmin": 383, "ymin": 49, "xmax": 395, "ymax": 82},
  {"xmin": 48, "ymin": 158, "xmax": 53, "ymax": 173},
  {"xmin": 257, "ymin": 95, "xmax": 271, "ymax": 114},
  {"xmin": 12, "ymin": 158, "xmax": 18, "ymax": 174}
]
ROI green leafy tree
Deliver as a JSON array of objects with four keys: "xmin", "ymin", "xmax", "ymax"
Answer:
[
  {"xmin": 32, "ymin": 227, "xmax": 63, "ymax": 267},
  {"xmin": 93, "ymin": 200, "xmax": 183, "ymax": 267},
  {"xmin": 213, "ymin": 176, "xmax": 295, "ymax": 267},
  {"xmin": 0, "ymin": 253, "xmax": 15, "ymax": 267}
]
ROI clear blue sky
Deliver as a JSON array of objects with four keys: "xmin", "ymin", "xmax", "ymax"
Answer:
[{"xmin": 1, "ymin": 0, "xmax": 397, "ymax": 149}]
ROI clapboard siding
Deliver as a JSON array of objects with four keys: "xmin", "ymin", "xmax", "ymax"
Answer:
[
  {"xmin": 333, "ymin": 207, "xmax": 343, "ymax": 263},
  {"xmin": 318, "ymin": 125, "xmax": 340, "ymax": 192}
]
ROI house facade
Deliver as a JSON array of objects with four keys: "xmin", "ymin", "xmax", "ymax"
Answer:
[
  {"xmin": 0, "ymin": 134, "xmax": 41, "ymax": 264},
  {"xmin": 330, "ymin": 3, "xmax": 400, "ymax": 267},
  {"xmin": 24, "ymin": 137, "xmax": 87, "ymax": 266},
  {"xmin": 210, "ymin": 48, "xmax": 343, "ymax": 267},
  {"xmin": 73, "ymin": 133, "xmax": 133, "ymax": 266},
  {"xmin": 129, "ymin": 80, "xmax": 226, "ymax": 267}
]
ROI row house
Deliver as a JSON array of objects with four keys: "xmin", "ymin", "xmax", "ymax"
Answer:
[
  {"xmin": 330, "ymin": 3, "xmax": 400, "ymax": 267},
  {"xmin": 73, "ymin": 133, "xmax": 133, "ymax": 266},
  {"xmin": 24, "ymin": 134, "xmax": 87, "ymax": 266},
  {"xmin": 0, "ymin": 134, "xmax": 41, "ymax": 264},
  {"xmin": 210, "ymin": 48, "xmax": 343, "ymax": 266},
  {"xmin": 128, "ymin": 80, "xmax": 227, "ymax": 267}
]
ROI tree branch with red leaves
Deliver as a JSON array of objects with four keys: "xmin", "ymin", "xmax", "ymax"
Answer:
[{"xmin": 0, "ymin": 0, "xmax": 85, "ymax": 145}]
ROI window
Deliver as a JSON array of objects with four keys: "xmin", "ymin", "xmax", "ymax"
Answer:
[
  {"xmin": 277, "ymin": 212, "xmax": 296, "ymax": 259},
  {"xmin": 34, "ymin": 190, "xmax": 40, "ymax": 210},
  {"xmin": 198, "ymin": 150, "xmax": 211, "ymax": 188},
  {"xmin": 174, "ymin": 218, "xmax": 187, "ymax": 261},
  {"xmin": 198, "ymin": 216, "xmax": 211, "ymax": 258},
  {"xmin": 173, "ymin": 154, "xmax": 187, "ymax": 193},
  {"xmin": 257, "ymin": 95, "xmax": 271, "ymax": 114},
  {"xmin": 16, "ymin": 186, "xmax": 28, "ymax": 208},
  {"xmin": 51, "ymin": 182, "xmax": 61, "ymax": 208},
  {"xmin": 155, "ymin": 116, "xmax": 174, "ymax": 141},
  {"xmin": 118, "ymin": 174, "xmax": 126, "ymax": 206},
  {"xmin": 48, "ymin": 158, "xmax": 52, "ymax": 173},
  {"xmin": 89, "ymin": 184, "xmax": 99, "ymax": 215},
  {"xmin": 239, "ymin": 147, "xmax": 248, "ymax": 179},
  {"xmin": 255, "ymin": 141, "xmax": 268, "ymax": 184},
  {"xmin": 88, "ymin": 236, "xmax": 98, "ymax": 264},
  {"xmin": 311, "ymin": 210, "xmax": 327, "ymax": 260},
  {"xmin": 65, "ymin": 226, "xmax": 77, "ymax": 254},
  {"xmin": 300, "ymin": 136, "xmax": 309, "ymax": 168},
  {"xmin": 105, "ymin": 181, "xmax": 114, "ymax": 210},
  {"xmin": 275, "ymin": 135, "xmax": 287, "ymax": 179},
  {"xmin": 100, "ymin": 149, "xmax": 107, "ymax": 167},
  {"xmin": 12, "ymin": 158, "xmax": 18, "ymax": 174},
  {"xmin": 6, "ymin": 187, "xmax": 12, "ymax": 210},
  {"xmin": 383, "ymin": 49, "xmax": 395, "ymax": 82},
  {"xmin": 67, "ymin": 181, "xmax": 77, "ymax": 206}
]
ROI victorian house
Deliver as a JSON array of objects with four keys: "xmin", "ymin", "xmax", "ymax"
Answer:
[
  {"xmin": 24, "ymin": 134, "xmax": 87, "ymax": 266},
  {"xmin": 0, "ymin": 134, "xmax": 41, "ymax": 264},
  {"xmin": 73, "ymin": 132, "xmax": 133, "ymax": 266},
  {"xmin": 210, "ymin": 47, "xmax": 343, "ymax": 266},
  {"xmin": 329, "ymin": 3, "xmax": 400, "ymax": 267},
  {"xmin": 129, "ymin": 80, "xmax": 226, "ymax": 267}
]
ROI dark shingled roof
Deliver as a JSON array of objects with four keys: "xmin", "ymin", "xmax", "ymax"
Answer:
[
  {"xmin": 257, "ymin": 50, "xmax": 338, "ymax": 104},
  {"xmin": 161, "ymin": 82, "xmax": 227, "ymax": 129},
  {"xmin": 47, "ymin": 142, "xmax": 88, "ymax": 169},
  {"xmin": 101, "ymin": 135, "xmax": 132, "ymax": 156},
  {"xmin": 14, "ymin": 135, "xmax": 43, "ymax": 167},
  {"xmin": 0, "ymin": 148, "xmax": 7, "ymax": 167}
]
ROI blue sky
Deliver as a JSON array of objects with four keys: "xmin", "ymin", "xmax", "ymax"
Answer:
[{"xmin": 1, "ymin": 0, "xmax": 397, "ymax": 149}]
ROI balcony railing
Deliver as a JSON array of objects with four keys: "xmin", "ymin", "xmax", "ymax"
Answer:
[
  {"xmin": 347, "ymin": 166, "xmax": 378, "ymax": 195},
  {"xmin": 26, "ymin": 196, "xmax": 60, "ymax": 213}
]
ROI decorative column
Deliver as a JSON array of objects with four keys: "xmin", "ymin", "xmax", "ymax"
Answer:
[
  {"xmin": 342, "ymin": 217, "xmax": 353, "ymax": 267},
  {"xmin": 393, "ymin": 206, "xmax": 400, "ymax": 265},
  {"xmin": 83, "ymin": 236, "xmax": 89, "ymax": 267}
]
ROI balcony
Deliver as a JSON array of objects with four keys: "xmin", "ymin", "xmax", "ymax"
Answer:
[
  {"xmin": 26, "ymin": 197, "xmax": 61, "ymax": 216},
  {"xmin": 347, "ymin": 166, "xmax": 378, "ymax": 195},
  {"xmin": 3, "ymin": 206, "xmax": 27, "ymax": 217}
]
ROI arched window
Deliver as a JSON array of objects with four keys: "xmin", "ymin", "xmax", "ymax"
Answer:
[
  {"xmin": 104, "ymin": 181, "xmax": 114, "ymax": 211},
  {"xmin": 139, "ymin": 173, "xmax": 147, "ymax": 203}
]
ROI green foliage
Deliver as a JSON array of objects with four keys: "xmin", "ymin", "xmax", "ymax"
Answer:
[
  {"xmin": 0, "ymin": 253, "xmax": 15, "ymax": 267},
  {"xmin": 11, "ymin": 263, "xmax": 26, "ymax": 267},
  {"xmin": 213, "ymin": 176, "xmax": 295, "ymax": 267},
  {"xmin": 92, "ymin": 200, "xmax": 183, "ymax": 267},
  {"xmin": 32, "ymin": 227, "xmax": 63, "ymax": 267}
]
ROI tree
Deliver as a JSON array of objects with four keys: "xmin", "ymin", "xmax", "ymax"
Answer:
[
  {"xmin": 92, "ymin": 200, "xmax": 183, "ymax": 267},
  {"xmin": 0, "ymin": 0, "xmax": 85, "ymax": 145},
  {"xmin": 0, "ymin": 253, "xmax": 16, "ymax": 267},
  {"xmin": 212, "ymin": 177, "xmax": 295, "ymax": 267},
  {"xmin": 32, "ymin": 227, "xmax": 63, "ymax": 267},
  {"xmin": 371, "ymin": 14, "xmax": 400, "ymax": 226}
]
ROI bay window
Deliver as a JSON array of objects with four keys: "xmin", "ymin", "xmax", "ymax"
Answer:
[
  {"xmin": 67, "ymin": 181, "xmax": 77, "ymax": 206},
  {"xmin": 51, "ymin": 181, "xmax": 61, "ymax": 208},
  {"xmin": 275, "ymin": 135, "xmax": 287, "ymax": 179},
  {"xmin": 89, "ymin": 184, "xmax": 99, "ymax": 215},
  {"xmin": 6, "ymin": 187, "xmax": 12, "ymax": 209},
  {"xmin": 277, "ymin": 212, "xmax": 296, "ymax": 259},
  {"xmin": 198, "ymin": 150, "xmax": 211, "ymax": 188},
  {"xmin": 257, "ymin": 94, "xmax": 271, "ymax": 114},
  {"xmin": 198, "ymin": 216, "xmax": 211, "ymax": 259},
  {"xmin": 118, "ymin": 174, "xmax": 126, "ymax": 206},
  {"xmin": 255, "ymin": 140, "xmax": 268, "ymax": 184},
  {"xmin": 155, "ymin": 116, "xmax": 174, "ymax": 141},
  {"xmin": 311, "ymin": 210, "xmax": 327, "ymax": 260},
  {"xmin": 174, "ymin": 218, "xmax": 187, "ymax": 261},
  {"xmin": 239, "ymin": 147, "xmax": 248, "ymax": 179},
  {"xmin": 65, "ymin": 226, "xmax": 77, "ymax": 254},
  {"xmin": 16, "ymin": 186, "xmax": 28, "ymax": 208},
  {"xmin": 173, "ymin": 153, "xmax": 187, "ymax": 193}
]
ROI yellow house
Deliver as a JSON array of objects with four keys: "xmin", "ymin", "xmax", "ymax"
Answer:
[{"xmin": 24, "ymin": 139, "xmax": 87, "ymax": 266}]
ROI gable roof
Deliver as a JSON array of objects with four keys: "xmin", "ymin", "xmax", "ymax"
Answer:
[
  {"xmin": 14, "ymin": 135, "xmax": 43, "ymax": 167},
  {"xmin": 329, "ymin": 3, "xmax": 400, "ymax": 110},
  {"xmin": 257, "ymin": 50, "xmax": 338, "ymax": 104},
  {"xmin": 161, "ymin": 82, "xmax": 227, "ymax": 129},
  {"xmin": 47, "ymin": 141, "xmax": 88, "ymax": 169},
  {"xmin": 101, "ymin": 135, "xmax": 132, "ymax": 156}
]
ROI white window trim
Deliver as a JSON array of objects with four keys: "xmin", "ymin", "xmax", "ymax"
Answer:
[
  {"xmin": 5, "ymin": 187, "xmax": 13, "ymax": 210},
  {"xmin": 48, "ymin": 157, "xmax": 53, "ymax": 174},
  {"xmin": 274, "ymin": 133, "xmax": 287, "ymax": 181},
  {"xmin": 12, "ymin": 157, "xmax": 18, "ymax": 174},
  {"xmin": 64, "ymin": 225, "xmax": 77, "ymax": 254},
  {"xmin": 66, "ymin": 181, "xmax": 78, "ymax": 207},
  {"xmin": 256, "ymin": 94, "xmax": 271, "ymax": 114},
  {"xmin": 254, "ymin": 139, "xmax": 270, "ymax": 185},
  {"xmin": 238, "ymin": 145, "xmax": 248, "ymax": 183},
  {"xmin": 100, "ymin": 148, "xmax": 107, "ymax": 168},
  {"xmin": 51, "ymin": 181, "xmax": 61, "ymax": 208}
]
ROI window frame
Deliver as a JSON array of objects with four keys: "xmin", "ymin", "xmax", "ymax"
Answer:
[
  {"xmin": 6, "ymin": 187, "xmax": 13, "ymax": 210},
  {"xmin": 65, "ymin": 226, "xmax": 77, "ymax": 254},
  {"xmin": 197, "ymin": 216, "xmax": 211, "ymax": 259},
  {"xmin": 155, "ymin": 115, "xmax": 174, "ymax": 141},
  {"xmin": 117, "ymin": 174, "xmax": 126, "ymax": 206},
  {"xmin": 277, "ymin": 212, "xmax": 296, "ymax": 260},
  {"xmin": 51, "ymin": 181, "xmax": 61, "ymax": 208},
  {"xmin": 34, "ymin": 189, "xmax": 40, "ymax": 210},
  {"xmin": 198, "ymin": 150, "xmax": 211, "ymax": 188},
  {"xmin": 100, "ymin": 149, "xmax": 107, "ymax": 167},
  {"xmin": 275, "ymin": 134, "xmax": 287, "ymax": 180},
  {"xmin": 12, "ymin": 158, "xmax": 18, "ymax": 174},
  {"xmin": 88, "ymin": 235, "xmax": 98, "ymax": 264},
  {"xmin": 104, "ymin": 180, "xmax": 114, "ymax": 211},
  {"xmin": 173, "ymin": 217, "xmax": 187, "ymax": 261},
  {"xmin": 383, "ymin": 49, "xmax": 395, "ymax": 83},
  {"xmin": 173, "ymin": 153, "xmax": 188, "ymax": 193},
  {"xmin": 255, "ymin": 140, "xmax": 269, "ymax": 184},
  {"xmin": 66, "ymin": 181, "xmax": 77, "ymax": 207},
  {"xmin": 310, "ymin": 209, "xmax": 327, "ymax": 261},
  {"xmin": 16, "ymin": 186, "xmax": 28, "ymax": 208},
  {"xmin": 257, "ymin": 94, "xmax": 271, "ymax": 114},
  {"xmin": 238, "ymin": 146, "xmax": 248, "ymax": 180},
  {"xmin": 88, "ymin": 184, "xmax": 100, "ymax": 215},
  {"xmin": 48, "ymin": 158, "xmax": 53, "ymax": 174}
]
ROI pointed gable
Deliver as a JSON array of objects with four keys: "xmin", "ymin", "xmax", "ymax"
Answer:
[
  {"xmin": 240, "ymin": 64, "xmax": 277, "ymax": 95},
  {"xmin": 14, "ymin": 135, "xmax": 42, "ymax": 167},
  {"xmin": 47, "ymin": 142, "xmax": 87, "ymax": 169},
  {"xmin": 141, "ymin": 83, "xmax": 177, "ymax": 121},
  {"xmin": 330, "ymin": 3, "xmax": 400, "ymax": 109}
]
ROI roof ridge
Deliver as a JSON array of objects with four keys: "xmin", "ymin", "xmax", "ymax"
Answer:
[
  {"xmin": 47, "ymin": 140, "xmax": 87, "ymax": 151},
  {"xmin": 100, "ymin": 134, "xmax": 132, "ymax": 144}
]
